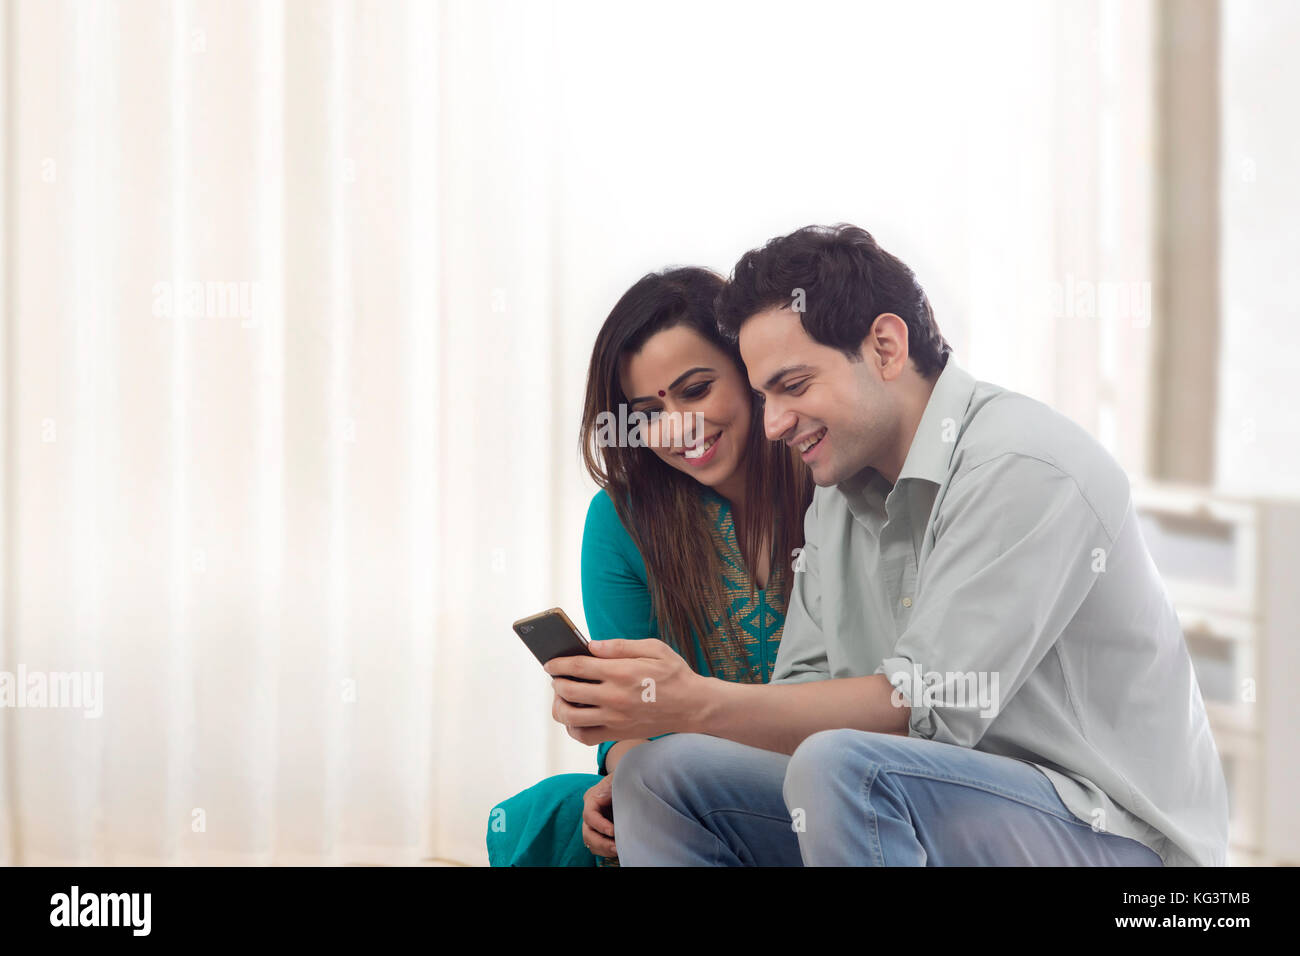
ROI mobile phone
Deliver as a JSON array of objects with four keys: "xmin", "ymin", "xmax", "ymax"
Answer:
[{"xmin": 512, "ymin": 608, "xmax": 599, "ymax": 701}]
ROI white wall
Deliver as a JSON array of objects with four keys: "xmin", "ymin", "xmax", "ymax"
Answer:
[{"xmin": 1217, "ymin": 0, "xmax": 1300, "ymax": 499}]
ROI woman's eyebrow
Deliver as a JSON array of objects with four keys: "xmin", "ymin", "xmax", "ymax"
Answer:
[{"xmin": 627, "ymin": 366, "xmax": 715, "ymax": 404}]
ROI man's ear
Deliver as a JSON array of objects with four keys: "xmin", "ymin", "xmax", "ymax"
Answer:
[{"xmin": 868, "ymin": 313, "xmax": 910, "ymax": 381}]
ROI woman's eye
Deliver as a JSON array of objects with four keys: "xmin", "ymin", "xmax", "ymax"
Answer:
[{"xmin": 683, "ymin": 382, "xmax": 712, "ymax": 399}]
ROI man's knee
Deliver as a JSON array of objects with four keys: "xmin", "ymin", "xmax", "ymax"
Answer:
[
  {"xmin": 610, "ymin": 733, "xmax": 717, "ymax": 808},
  {"xmin": 783, "ymin": 728, "xmax": 916, "ymax": 807},
  {"xmin": 784, "ymin": 728, "xmax": 859, "ymax": 805}
]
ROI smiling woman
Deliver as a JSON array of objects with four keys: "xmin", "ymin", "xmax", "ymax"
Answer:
[
  {"xmin": 485, "ymin": 267, "xmax": 814, "ymax": 866},
  {"xmin": 584, "ymin": 269, "xmax": 813, "ymax": 675}
]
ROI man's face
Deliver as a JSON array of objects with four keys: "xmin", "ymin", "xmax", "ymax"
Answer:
[{"xmin": 738, "ymin": 305, "xmax": 896, "ymax": 487}]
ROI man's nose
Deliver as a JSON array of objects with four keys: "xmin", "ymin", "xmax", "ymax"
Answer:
[{"xmin": 765, "ymin": 400, "xmax": 795, "ymax": 443}]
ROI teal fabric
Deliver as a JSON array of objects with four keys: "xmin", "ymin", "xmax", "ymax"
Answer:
[
  {"xmin": 583, "ymin": 487, "xmax": 682, "ymax": 776},
  {"xmin": 486, "ymin": 773, "xmax": 602, "ymax": 867},
  {"xmin": 486, "ymin": 486, "xmax": 785, "ymax": 867}
]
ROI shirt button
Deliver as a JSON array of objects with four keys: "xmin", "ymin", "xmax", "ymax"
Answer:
[{"xmin": 901, "ymin": 597, "xmax": 913, "ymax": 608}]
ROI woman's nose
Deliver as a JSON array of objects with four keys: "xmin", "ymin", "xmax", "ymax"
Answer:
[{"xmin": 649, "ymin": 405, "xmax": 681, "ymax": 449}]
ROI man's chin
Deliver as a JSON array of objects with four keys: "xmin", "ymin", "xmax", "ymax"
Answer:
[{"xmin": 808, "ymin": 460, "xmax": 841, "ymax": 487}]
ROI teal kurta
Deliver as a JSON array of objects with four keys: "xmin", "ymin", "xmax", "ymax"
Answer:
[{"xmin": 486, "ymin": 484, "xmax": 788, "ymax": 867}]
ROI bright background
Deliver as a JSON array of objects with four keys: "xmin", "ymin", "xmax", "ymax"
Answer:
[{"xmin": 0, "ymin": 0, "xmax": 1295, "ymax": 866}]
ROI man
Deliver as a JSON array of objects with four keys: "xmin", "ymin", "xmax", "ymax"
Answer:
[{"xmin": 547, "ymin": 224, "xmax": 1229, "ymax": 866}]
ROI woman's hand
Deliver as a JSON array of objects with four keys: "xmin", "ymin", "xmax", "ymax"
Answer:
[{"xmin": 581, "ymin": 774, "xmax": 617, "ymax": 859}]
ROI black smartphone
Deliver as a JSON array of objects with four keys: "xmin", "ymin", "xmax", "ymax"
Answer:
[{"xmin": 512, "ymin": 608, "xmax": 599, "ymax": 701}]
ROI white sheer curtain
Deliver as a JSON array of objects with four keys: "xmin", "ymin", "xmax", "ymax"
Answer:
[
  {"xmin": 0, "ymin": 0, "xmax": 570, "ymax": 866},
  {"xmin": 0, "ymin": 0, "xmax": 1153, "ymax": 866}
]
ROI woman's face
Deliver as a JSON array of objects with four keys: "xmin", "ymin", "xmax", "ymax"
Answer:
[{"xmin": 617, "ymin": 324, "xmax": 753, "ymax": 490}]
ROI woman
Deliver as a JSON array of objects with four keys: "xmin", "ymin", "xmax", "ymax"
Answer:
[{"xmin": 487, "ymin": 266, "xmax": 813, "ymax": 866}]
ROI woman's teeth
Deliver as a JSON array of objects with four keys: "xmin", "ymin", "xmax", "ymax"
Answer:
[
  {"xmin": 683, "ymin": 433, "xmax": 720, "ymax": 459},
  {"xmin": 798, "ymin": 428, "xmax": 827, "ymax": 453}
]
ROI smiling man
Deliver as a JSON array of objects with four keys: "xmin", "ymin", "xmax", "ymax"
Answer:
[{"xmin": 547, "ymin": 223, "xmax": 1230, "ymax": 867}]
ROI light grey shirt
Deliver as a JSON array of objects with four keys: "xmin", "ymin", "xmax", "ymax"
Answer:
[{"xmin": 773, "ymin": 358, "xmax": 1230, "ymax": 866}]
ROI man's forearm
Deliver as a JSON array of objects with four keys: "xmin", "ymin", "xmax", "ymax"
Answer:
[{"xmin": 688, "ymin": 674, "xmax": 910, "ymax": 754}]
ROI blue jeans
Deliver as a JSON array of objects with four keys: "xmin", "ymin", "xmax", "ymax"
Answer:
[{"xmin": 611, "ymin": 729, "xmax": 1164, "ymax": 866}]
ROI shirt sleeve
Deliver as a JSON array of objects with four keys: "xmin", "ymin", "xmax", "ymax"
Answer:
[
  {"xmin": 771, "ymin": 488, "xmax": 830, "ymax": 684},
  {"xmin": 875, "ymin": 453, "xmax": 1110, "ymax": 749},
  {"xmin": 580, "ymin": 490, "xmax": 675, "ymax": 775}
]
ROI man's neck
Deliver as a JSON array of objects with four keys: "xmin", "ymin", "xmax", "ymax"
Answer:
[{"xmin": 878, "ymin": 372, "xmax": 939, "ymax": 486}]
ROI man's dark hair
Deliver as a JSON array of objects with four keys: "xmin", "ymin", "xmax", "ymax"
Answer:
[{"xmin": 715, "ymin": 223, "xmax": 951, "ymax": 379}]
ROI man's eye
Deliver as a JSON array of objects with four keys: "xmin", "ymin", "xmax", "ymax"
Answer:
[{"xmin": 786, "ymin": 380, "xmax": 809, "ymax": 394}]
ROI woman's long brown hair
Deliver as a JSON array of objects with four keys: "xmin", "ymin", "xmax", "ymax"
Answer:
[{"xmin": 579, "ymin": 267, "xmax": 815, "ymax": 678}]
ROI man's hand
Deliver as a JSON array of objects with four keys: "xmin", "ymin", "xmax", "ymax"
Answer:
[{"xmin": 544, "ymin": 638, "xmax": 708, "ymax": 745}]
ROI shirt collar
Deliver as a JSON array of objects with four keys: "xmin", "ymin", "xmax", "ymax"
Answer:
[{"xmin": 895, "ymin": 356, "xmax": 977, "ymax": 486}]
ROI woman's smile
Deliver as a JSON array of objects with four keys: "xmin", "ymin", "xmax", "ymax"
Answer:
[{"xmin": 677, "ymin": 430, "xmax": 723, "ymax": 467}]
